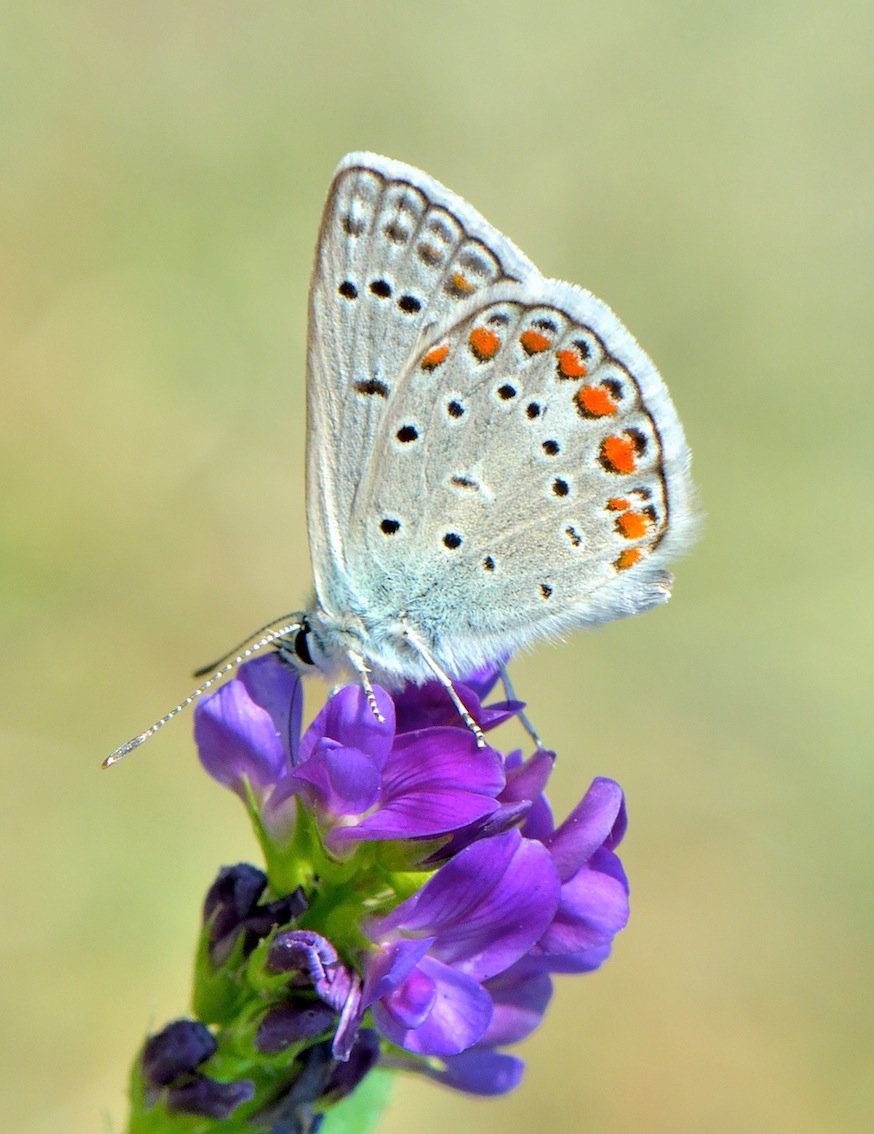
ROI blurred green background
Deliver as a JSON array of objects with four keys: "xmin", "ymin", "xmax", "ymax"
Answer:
[{"xmin": 2, "ymin": 2, "xmax": 872, "ymax": 1131}]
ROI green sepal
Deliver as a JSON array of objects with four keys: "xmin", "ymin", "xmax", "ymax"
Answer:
[{"xmin": 192, "ymin": 914, "xmax": 255, "ymax": 1026}]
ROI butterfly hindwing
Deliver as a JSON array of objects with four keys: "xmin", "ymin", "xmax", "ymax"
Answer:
[{"xmin": 343, "ymin": 280, "xmax": 694, "ymax": 676}]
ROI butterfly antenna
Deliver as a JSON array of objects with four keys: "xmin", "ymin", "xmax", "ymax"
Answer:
[
  {"xmin": 191, "ymin": 613, "xmax": 304, "ymax": 677},
  {"xmin": 103, "ymin": 618, "xmax": 303, "ymax": 769}
]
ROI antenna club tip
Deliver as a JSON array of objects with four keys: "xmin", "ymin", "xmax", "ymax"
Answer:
[{"xmin": 102, "ymin": 731, "xmax": 151, "ymax": 769}]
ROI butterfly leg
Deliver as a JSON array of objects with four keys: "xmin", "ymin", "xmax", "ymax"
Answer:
[
  {"xmin": 345, "ymin": 650, "xmax": 386, "ymax": 723},
  {"xmin": 499, "ymin": 666, "xmax": 544, "ymax": 750},
  {"xmin": 401, "ymin": 627, "xmax": 486, "ymax": 748}
]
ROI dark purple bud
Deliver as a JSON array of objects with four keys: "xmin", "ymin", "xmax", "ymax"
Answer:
[
  {"xmin": 204, "ymin": 864, "xmax": 307, "ymax": 966},
  {"xmin": 165, "ymin": 1075, "xmax": 255, "ymax": 1119},
  {"xmin": 203, "ymin": 864, "xmax": 267, "ymax": 944},
  {"xmin": 255, "ymin": 1003, "xmax": 338, "ymax": 1054},
  {"xmin": 324, "ymin": 1029, "xmax": 381, "ymax": 1100},
  {"xmin": 142, "ymin": 1019, "xmax": 216, "ymax": 1086},
  {"xmin": 243, "ymin": 890, "xmax": 308, "ymax": 944}
]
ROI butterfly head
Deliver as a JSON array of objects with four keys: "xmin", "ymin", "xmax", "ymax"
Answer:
[{"xmin": 275, "ymin": 616, "xmax": 329, "ymax": 675}]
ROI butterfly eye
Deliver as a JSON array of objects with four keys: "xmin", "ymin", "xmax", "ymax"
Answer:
[{"xmin": 292, "ymin": 623, "xmax": 316, "ymax": 667}]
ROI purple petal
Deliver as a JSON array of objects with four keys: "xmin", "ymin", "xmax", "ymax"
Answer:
[
  {"xmin": 539, "ymin": 866, "xmax": 630, "ymax": 956},
  {"xmin": 502, "ymin": 749, "xmax": 555, "ymax": 804},
  {"xmin": 420, "ymin": 801, "xmax": 532, "ymax": 865},
  {"xmin": 202, "ymin": 864, "xmax": 267, "ymax": 942},
  {"xmin": 379, "ymin": 965, "xmax": 437, "ymax": 1030},
  {"xmin": 393, "ymin": 677, "xmax": 520, "ymax": 734},
  {"xmin": 545, "ymin": 778, "xmax": 626, "ymax": 881},
  {"xmin": 361, "ymin": 937, "xmax": 435, "ymax": 1009},
  {"xmin": 537, "ymin": 943, "xmax": 613, "ymax": 974},
  {"xmin": 372, "ymin": 955, "xmax": 493, "ymax": 1056},
  {"xmin": 520, "ymin": 792, "xmax": 555, "ymax": 842},
  {"xmin": 194, "ymin": 678, "xmax": 290, "ymax": 795},
  {"xmin": 429, "ymin": 836, "xmax": 561, "ymax": 982},
  {"xmin": 142, "ymin": 1020, "xmax": 216, "ymax": 1085},
  {"xmin": 332, "ymin": 971, "xmax": 363, "ymax": 1060},
  {"xmin": 371, "ymin": 831, "xmax": 522, "ymax": 939},
  {"xmin": 298, "ymin": 684, "xmax": 395, "ymax": 767},
  {"xmin": 480, "ymin": 966, "xmax": 553, "ymax": 1046},
  {"xmin": 331, "ymin": 729, "xmax": 504, "ymax": 845},
  {"xmin": 290, "ymin": 739, "xmax": 382, "ymax": 818},
  {"xmin": 589, "ymin": 846, "xmax": 629, "ymax": 891},
  {"xmin": 421, "ymin": 1048, "xmax": 525, "ymax": 1095},
  {"xmin": 237, "ymin": 654, "xmax": 302, "ymax": 761},
  {"xmin": 369, "ymin": 832, "xmax": 560, "ymax": 984},
  {"xmin": 266, "ymin": 929, "xmax": 338, "ymax": 981}
]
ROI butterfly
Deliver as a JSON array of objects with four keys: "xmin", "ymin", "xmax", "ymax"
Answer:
[
  {"xmin": 105, "ymin": 153, "xmax": 694, "ymax": 765},
  {"xmin": 274, "ymin": 153, "xmax": 695, "ymax": 730}
]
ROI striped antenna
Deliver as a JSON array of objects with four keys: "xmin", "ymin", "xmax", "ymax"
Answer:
[{"xmin": 103, "ymin": 618, "xmax": 303, "ymax": 769}]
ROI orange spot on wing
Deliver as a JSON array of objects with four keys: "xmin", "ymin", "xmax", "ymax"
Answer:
[
  {"xmin": 576, "ymin": 384, "xmax": 618, "ymax": 417},
  {"xmin": 421, "ymin": 343, "xmax": 450, "ymax": 371},
  {"xmin": 607, "ymin": 497, "xmax": 630, "ymax": 511},
  {"xmin": 452, "ymin": 271, "xmax": 475, "ymax": 294},
  {"xmin": 601, "ymin": 434, "xmax": 637, "ymax": 474},
  {"xmin": 469, "ymin": 326, "xmax": 501, "ymax": 360},
  {"xmin": 616, "ymin": 511, "xmax": 651, "ymax": 539},
  {"xmin": 615, "ymin": 548, "xmax": 643, "ymax": 571},
  {"xmin": 520, "ymin": 329, "xmax": 550, "ymax": 354},
  {"xmin": 557, "ymin": 348, "xmax": 588, "ymax": 378}
]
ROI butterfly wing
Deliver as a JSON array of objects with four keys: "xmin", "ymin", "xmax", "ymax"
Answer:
[
  {"xmin": 344, "ymin": 278, "xmax": 695, "ymax": 678},
  {"xmin": 306, "ymin": 153, "xmax": 540, "ymax": 617}
]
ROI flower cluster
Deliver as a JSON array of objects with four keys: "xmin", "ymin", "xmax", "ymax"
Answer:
[{"xmin": 131, "ymin": 654, "xmax": 629, "ymax": 1131}]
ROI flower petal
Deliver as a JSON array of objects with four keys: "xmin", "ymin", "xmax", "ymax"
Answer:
[
  {"xmin": 370, "ymin": 831, "xmax": 560, "ymax": 984},
  {"xmin": 421, "ymin": 1048, "xmax": 525, "ymax": 1095},
  {"xmin": 380, "ymin": 965, "xmax": 437, "ymax": 1030},
  {"xmin": 360, "ymin": 937, "xmax": 435, "ymax": 1008},
  {"xmin": 194, "ymin": 678, "xmax": 290, "ymax": 794},
  {"xmin": 480, "ymin": 965, "xmax": 553, "ymax": 1046},
  {"xmin": 539, "ymin": 865, "xmax": 630, "ymax": 957},
  {"xmin": 290, "ymin": 739, "xmax": 382, "ymax": 818},
  {"xmin": 331, "ymin": 729, "xmax": 504, "ymax": 845},
  {"xmin": 393, "ymin": 675, "xmax": 520, "ymax": 734},
  {"xmin": 237, "ymin": 653, "xmax": 303, "ymax": 761},
  {"xmin": 545, "ymin": 777, "xmax": 627, "ymax": 881},
  {"xmin": 372, "ymin": 955, "xmax": 493, "ymax": 1056},
  {"xmin": 297, "ymin": 684, "xmax": 395, "ymax": 767}
]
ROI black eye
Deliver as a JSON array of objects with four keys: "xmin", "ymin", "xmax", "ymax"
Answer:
[{"xmin": 293, "ymin": 624, "xmax": 314, "ymax": 667}]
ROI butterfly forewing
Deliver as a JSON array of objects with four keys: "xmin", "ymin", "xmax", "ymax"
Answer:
[{"xmin": 306, "ymin": 154, "xmax": 538, "ymax": 614}]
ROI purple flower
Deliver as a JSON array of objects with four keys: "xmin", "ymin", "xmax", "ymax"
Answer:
[
  {"xmin": 195, "ymin": 656, "xmax": 510, "ymax": 854},
  {"xmin": 187, "ymin": 655, "xmax": 631, "ymax": 1100},
  {"xmin": 360, "ymin": 829, "xmax": 561, "ymax": 1057},
  {"xmin": 279, "ymin": 684, "xmax": 505, "ymax": 852}
]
